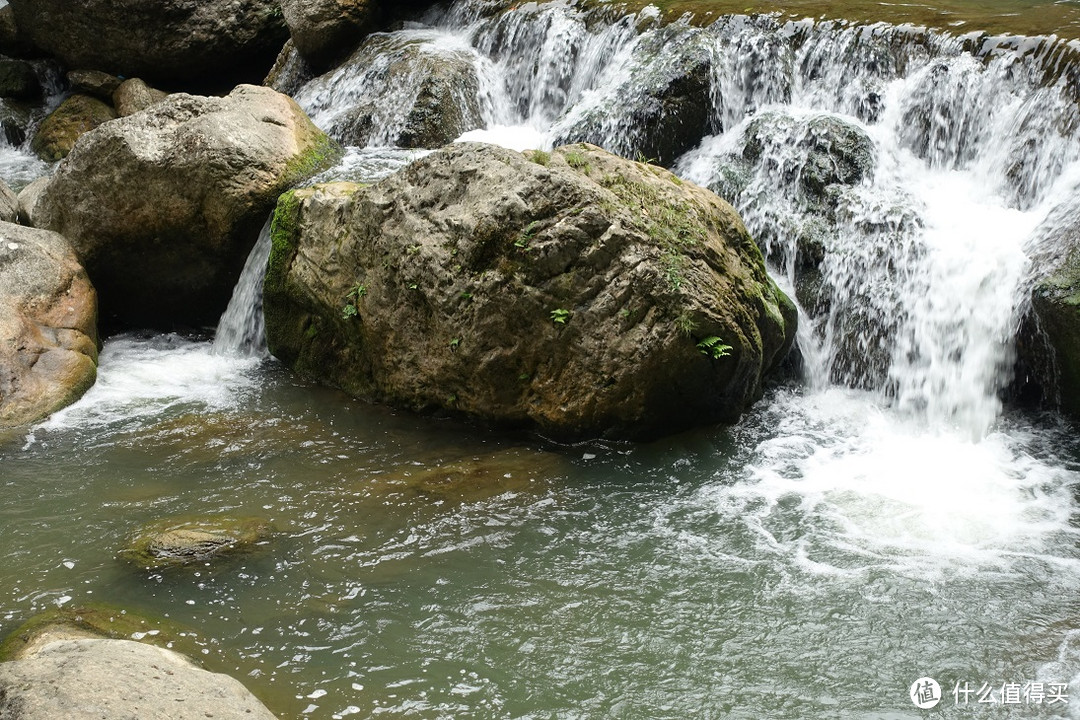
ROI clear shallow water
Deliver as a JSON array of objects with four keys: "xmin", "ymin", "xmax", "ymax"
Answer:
[{"xmin": 4, "ymin": 341, "xmax": 1080, "ymax": 719}]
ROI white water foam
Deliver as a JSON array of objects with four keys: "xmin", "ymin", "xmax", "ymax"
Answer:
[{"xmin": 35, "ymin": 335, "xmax": 262, "ymax": 434}]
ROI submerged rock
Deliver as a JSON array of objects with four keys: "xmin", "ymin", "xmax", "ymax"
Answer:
[
  {"xmin": 8, "ymin": 0, "xmax": 288, "ymax": 90},
  {"xmin": 30, "ymin": 93, "xmax": 117, "ymax": 162},
  {"xmin": 0, "ymin": 638, "xmax": 279, "ymax": 719},
  {"xmin": 120, "ymin": 516, "xmax": 274, "ymax": 570},
  {"xmin": 31, "ymin": 84, "xmax": 339, "ymax": 330},
  {"xmin": 373, "ymin": 447, "xmax": 569, "ymax": 502},
  {"xmin": 265, "ymin": 142, "xmax": 796, "ymax": 440},
  {"xmin": 296, "ymin": 32, "xmax": 484, "ymax": 149},
  {"xmin": 0, "ymin": 604, "xmax": 203, "ymax": 663},
  {"xmin": 0, "ymin": 222, "xmax": 98, "ymax": 428}
]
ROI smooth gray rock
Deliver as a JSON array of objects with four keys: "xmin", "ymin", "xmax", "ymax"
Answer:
[
  {"xmin": 112, "ymin": 77, "xmax": 168, "ymax": 117},
  {"xmin": 0, "ymin": 638, "xmax": 278, "ymax": 719},
  {"xmin": 281, "ymin": 0, "xmax": 379, "ymax": 71}
]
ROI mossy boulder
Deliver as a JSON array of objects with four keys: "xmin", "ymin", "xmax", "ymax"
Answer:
[
  {"xmin": 30, "ymin": 93, "xmax": 117, "ymax": 162},
  {"xmin": 30, "ymin": 84, "xmax": 340, "ymax": 330},
  {"xmin": 0, "ymin": 603, "xmax": 203, "ymax": 663},
  {"xmin": 120, "ymin": 516, "xmax": 274, "ymax": 570},
  {"xmin": 0, "ymin": 57, "xmax": 39, "ymax": 99},
  {"xmin": 264, "ymin": 142, "xmax": 796, "ymax": 440}
]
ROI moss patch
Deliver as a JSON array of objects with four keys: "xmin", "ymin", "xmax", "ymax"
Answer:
[{"xmin": 0, "ymin": 603, "xmax": 205, "ymax": 663}]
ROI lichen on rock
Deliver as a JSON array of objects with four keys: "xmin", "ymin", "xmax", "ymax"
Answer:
[{"xmin": 265, "ymin": 142, "xmax": 796, "ymax": 440}]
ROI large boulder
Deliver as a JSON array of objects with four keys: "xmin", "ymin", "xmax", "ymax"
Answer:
[
  {"xmin": 0, "ymin": 222, "xmax": 98, "ymax": 428},
  {"xmin": 281, "ymin": 0, "xmax": 380, "ymax": 72},
  {"xmin": 8, "ymin": 0, "xmax": 288, "ymax": 91},
  {"xmin": 31, "ymin": 84, "xmax": 340, "ymax": 330},
  {"xmin": 30, "ymin": 93, "xmax": 118, "ymax": 162},
  {"xmin": 295, "ymin": 32, "xmax": 485, "ymax": 149},
  {"xmin": 264, "ymin": 142, "xmax": 797, "ymax": 440},
  {"xmin": 0, "ymin": 638, "xmax": 279, "ymax": 719}
]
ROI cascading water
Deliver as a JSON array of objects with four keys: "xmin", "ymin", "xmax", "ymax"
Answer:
[
  {"xmin": 213, "ymin": 218, "xmax": 272, "ymax": 358},
  {"xmin": 8, "ymin": 2, "xmax": 1080, "ymax": 718}
]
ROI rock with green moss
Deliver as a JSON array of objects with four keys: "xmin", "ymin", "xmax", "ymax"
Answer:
[
  {"xmin": 29, "ymin": 85, "xmax": 340, "ymax": 329},
  {"xmin": 265, "ymin": 142, "xmax": 796, "ymax": 441},
  {"xmin": 30, "ymin": 93, "xmax": 117, "ymax": 161},
  {"xmin": 120, "ymin": 516, "xmax": 274, "ymax": 570},
  {"xmin": 0, "ymin": 603, "xmax": 203, "ymax": 663},
  {"xmin": 0, "ymin": 222, "xmax": 98, "ymax": 428}
]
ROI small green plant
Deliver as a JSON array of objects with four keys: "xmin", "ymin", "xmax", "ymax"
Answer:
[
  {"xmin": 696, "ymin": 336, "xmax": 733, "ymax": 359},
  {"xmin": 449, "ymin": 338, "xmax": 461, "ymax": 349},
  {"xmin": 515, "ymin": 220, "xmax": 540, "ymax": 249},
  {"xmin": 409, "ymin": 283, "xmax": 419, "ymax": 290},
  {"xmin": 342, "ymin": 282, "xmax": 367, "ymax": 319},
  {"xmin": 529, "ymin": 150, "xmax": 551, "ymax": 166},
  {"xmin": 460, "ymin": 291, "xmax": 473, "ymax": 301},
  {"xmin": 675, "ymin": 311, "xmax": 697, "ymax": 336},
  {"xmin": 550, "ymin": 308, "xmax": 571, "ymax": 325},
  {"xmin": 635, "ymin": 150, "xmax": 659, "ymax": 165},
  {"xmin": 565, "ymin": 150, "xmax": 591, "ymax": 172}
]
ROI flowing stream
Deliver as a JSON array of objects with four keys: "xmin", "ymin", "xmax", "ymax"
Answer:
[{"xmin": 5, "ymin": 1, "xmax": 1080, "ymax": 718}]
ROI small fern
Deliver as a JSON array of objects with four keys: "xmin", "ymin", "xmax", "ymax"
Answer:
[{"xmin": 696, "ymin": 336, "xmax": 732, "ymax": 359}]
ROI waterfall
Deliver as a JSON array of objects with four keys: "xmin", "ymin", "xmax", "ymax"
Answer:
[
  {"xmin": 288, "ymin": 0, "xmax": 1080, "ymax": 438},
  {"xmin": 213, "ymin": 218, "xmax": 272, "ymax": 357}
]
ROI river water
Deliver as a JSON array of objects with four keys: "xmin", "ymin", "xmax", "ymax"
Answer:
[{"xmin": 5, "ymin": 1, "xmax": 1080, "ymax": 718}]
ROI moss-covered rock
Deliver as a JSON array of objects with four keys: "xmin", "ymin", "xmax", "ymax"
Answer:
[
  {"xmin": 120, "ymin": 516, "xmax": 274, "ymax": 570},
  {"xmin": 265, "ymin": 142, "xmax": 796, "ymax": 440},
  {"xmin": 0, "ymin": 603, "xmax": 203, "ymax": 663},
  {"xmin": 30, "ymin": 93, "xmax": 117, "ymax": 162}
]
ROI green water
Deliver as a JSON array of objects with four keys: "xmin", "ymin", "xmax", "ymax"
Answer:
[{"xmin": 3, "ymin": 337, "xmax": 1080, "ymax": 718}]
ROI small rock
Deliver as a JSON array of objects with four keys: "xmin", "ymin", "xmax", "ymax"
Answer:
[
  {"xmin": 120, "ymin": 516, "xmax": 274, "ymax": 570},
  {"xmin": 66, "ymin": 68, "xmax": 124, "ymax": 100},
  {"xmin": 112, "ymin": 77, "xmax": 168, "ymax": 117}
]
